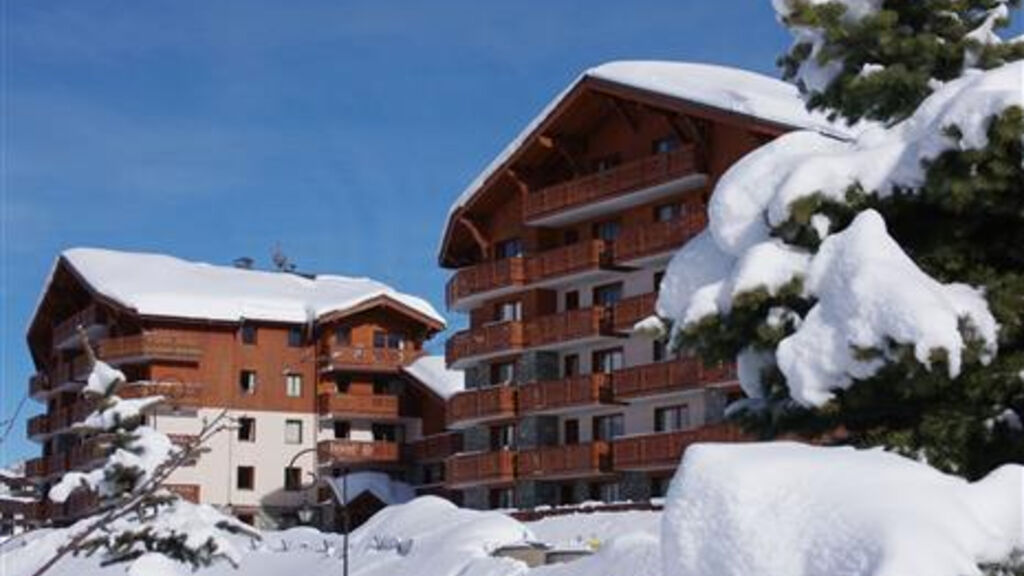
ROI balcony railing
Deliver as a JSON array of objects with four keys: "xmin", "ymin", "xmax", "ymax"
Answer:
[
  {"xmin": 517, "ymin": 441, "xmax": 610, "ymax": 479},
  {"xmin": 526, "ymin": 240, "xmax": 608, "ymax": 284},
  {"xmin": 611, "ymin": 293, "xmax": 657, "ymax": 333},
  {"xmin": 28, "ymin": 373, "xmax": 51, "ymax": 399},
  {"xmin": 517, "ymin": 374, "xmax": 612, "ymax": 414},
  {"xmin": 317, "ymin": 439, "xmax": 400, "ymax": 465},
  {"xmin": 52, "ymin": 304, "xmax": 104, "ymax": 348},
  {"xmin": 317, "ymin": 393, "xmax": 399, "ymax": 418},
  {"xmin": 612, "ymin": 212, "xmax": 706, "ymax": 263},
  {"xmin": 446, "ymin": 257, "xmax": 528, "ymax": 308},
  {"xmin": 612, "ymin": 358, "xmax": 705, "ymax": 400},
  {"xmin": 446, "ymin": 450, "xmax": 516, "ymax": 488},
  {"xmin": 25, "ymin": 457, "xmax": 47, "ymax": 478},
  {"xmin": 612, "ymin": 424, "xmax": 745, "ymax": 470},
  {"xmin": 319, "ymin": 345, "xmax": 422, "ymax": 373},
  {"xmin": 27, "ymin": 414, "xmax": 50, "ymax": 440},
  {"xmin": 49, "ymin": 402, "xmax": 97, "ymax": 435},
  {"xmin": 527, "ymin": 306, "xmax": 612, "ymax": 348},
  {"xmin": 446, "ymin": 321, "xmax": 526, "ymax": 366},
  {"xmin": 118, "ymin": 381, "xmax": 203, "ymax": 407},
  {"xmin": 98, "ymin": 333, "xmax": 202, "ymax": 364},
  {"xmin": 446, "ymin": 385, "xmax": 517, "ymax": 428},
  {"xmin": 524, "ymin": 147, "xmax": 700, "ymax": 223},
  {"xmin": 409, "ymin": 432, "xmax": 464, "ymax": 462}
]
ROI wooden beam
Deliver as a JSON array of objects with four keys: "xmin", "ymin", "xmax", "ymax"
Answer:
[
  {"xmin": 609, "ymin": 97, "xmax": 639, "ymax": 133},
  {"xmin": 539, "ymin": 133, "xmax": 582, "ymax": 176},
  {"xmin": 458, "ymin": 216, "xmax": 490, "ymax": 259},
  {"xmin": 506, "ymin": 169, "xmax": 530, "ymax": 199}
]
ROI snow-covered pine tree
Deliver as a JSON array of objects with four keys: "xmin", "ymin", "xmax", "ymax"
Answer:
[
  {"xmin": 40, "ymin": 335, "xmax": 258, "ymax": 575},
  {"xmin": 652, "ymin": 0, "xmax": 1023, "ymax": 479}
]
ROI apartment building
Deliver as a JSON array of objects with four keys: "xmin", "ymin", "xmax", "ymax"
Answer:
[
  {"xmin": 437, "ymin": 61, "xmax": 842, "ymax": 509},
  {"xmin": 24, "ymin": 248, "xmax": 463, "ymax": 529}
]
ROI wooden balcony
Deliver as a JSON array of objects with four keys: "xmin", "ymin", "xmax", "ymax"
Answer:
[
  {"xmin": 317, "ymin": 439, "xmax": 400, "ymax": 466},
  {"xmin": 447, "ymin": 385, "xmax": 517, "ymax": 429},
  {"xmin": 25, "ymin": 457, "xmax": 47, "ymax": 478},
  {"xmin": 52, "ymin": 304, "xmax": 104, "ymax": 348},
  {"xmin": 165, "ymin": 484, "xmax": 201, "ymax": 503},
  {"xmin": 527, "ymin": 306, "xmax": 612, "ymax": 348},
  {"xmin": 45, "ymin": 453, "xmax": 67, "ymax": 478},
  {"xmin": 524, "ymin": 146, "xmax": 700, "ymax": 224},
  {"xmin": 612, "ymin": 358, "xmax": 705, "ymax": 400},
  {"xmin": 27, "ymin": 414, "xmax": 50, "ymax": 440},
  {"xmin": 119, "ymin": 381, "xmax": 203, "ymax": 408},
  {"xmin": 446, "ymin": 321, "xmax": 525, "ymax": 367},
  {"xmin": 28, "ymin": 373, "xmax": 51, "ymax": 399},
  {"xmin": 98, "ymin": 333, "xmax": 202, "ymax": 364},
  {"xmin": 446, "ymin": 450, "xmax": 516, "ymax": 488},
  {"xmin": 612, "ymin": 424, "xmax": 745, "ymax": 471},
  {"xmin": 611, "ymin": 293, "xmax": 657, "ymax": 333},
  {"xmin": 612, "ymin": 212, "xmax": 706, "ymax": 263},
  {"xmin": 526, "ymin": 239, "xmax": 608, "ymax": 284},
  {"xmin": 319, "ymin": 345, "xmax": 422, "ymax": 373},
  {"xmin": 446, "ymin": 257, "xmax": 527, "ymax": 309},
  {"xmin": 50, "ymin": 402, "xmax": 97, "ymax": 435},
  {"xmin": 317, "ymin": 393, "xmax": 399, "ymax": 419},
  {"xmin": 409, "ymin": 432, "xmax": 464, "ymax": 462},
  {"xmin": 517, "ymin": 441, "xmax": 610, "ymax": 479},
  {"xmin": 517, "ymin": 374, "xmax": 612, "ymax": 414}
]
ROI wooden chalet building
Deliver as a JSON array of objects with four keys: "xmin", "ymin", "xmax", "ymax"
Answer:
[
  {"xmin": 24, "ymin": 249, "xmax": 464, "ymax": 529},
  {"xmin": 437, "ymin": 61, "xmax": 843, "ymax": 509}
]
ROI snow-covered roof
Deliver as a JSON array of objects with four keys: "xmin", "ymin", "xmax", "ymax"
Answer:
[
  {"xmin": 42, "ymin": 248, "xmax": 444, "ymax": 326},
  {"xmin": 402, "ymin": 355, "xmax": 464, "ymax": 400},
  {"xmin": 441, "ymin": 60, "xmax": 851, "ymax": 256}
]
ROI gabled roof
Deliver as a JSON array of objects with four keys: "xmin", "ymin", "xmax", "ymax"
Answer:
[
  {"xmin": 438, "ymin": 60, "xmax": 851, "ymax": 265},
  {"xmin": 31, "ymin": 247, "xmax": 444, "ymax": 328}
]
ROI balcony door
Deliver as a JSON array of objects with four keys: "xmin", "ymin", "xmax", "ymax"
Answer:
[{"xmin": 592, "ymin": 347, "xmax": 624, "ymax": 374}]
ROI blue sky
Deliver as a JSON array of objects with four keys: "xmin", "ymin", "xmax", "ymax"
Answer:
[{"xmin": 3, "ymin": 2, "xmax": 1020, "ymax": 465}]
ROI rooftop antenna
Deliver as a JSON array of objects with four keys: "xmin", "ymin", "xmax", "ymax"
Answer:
[{"xmin": 271, "ymin": 243, "xmax": 297, "ymax": 273}]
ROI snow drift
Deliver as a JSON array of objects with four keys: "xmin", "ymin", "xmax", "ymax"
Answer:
[{"xmin": 662, "ymin": 442, "xmax": 1024, "ymax": 576}]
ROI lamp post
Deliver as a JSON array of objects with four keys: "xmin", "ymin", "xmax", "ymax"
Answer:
[{"xmin": 332, "ymin": 467, "xmax": 350, "ymax": 576}]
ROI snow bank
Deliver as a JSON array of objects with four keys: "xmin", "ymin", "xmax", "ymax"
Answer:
[
  {"xmin": 402, "ymin": 355, "xmax": 465, "ymax": 400},
  {"xmin": 662, "ymin": 442, "xmax": 1024, "ymax": 576},
  {"xmin": 39, "ymin": 247, "xmax": 444, "ymax": 326}
]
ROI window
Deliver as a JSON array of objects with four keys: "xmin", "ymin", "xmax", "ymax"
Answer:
[
  {"xmin": 564, "ymin": 419, "xmax": 579, "ymax": 445},
  {"xmin": 285, "ymin": 373, "xmax": 302, "ymax": 397},
  {"xmin": 490, "ymin": 424, "xmax": 516, "ymax": 450},
  {"xmin": 592, "ymin": 154, "xmax": 620, "ymax": 173},
  {"xmin": 423, "ymin": 462, "xmax": 445, "ymax": 485},
  {"xmin": 490, "ymin": 487, "xmax": 515, "ymax": 509},
  {"xmin": 654, "ymin": 271, "xmax": 666, "ymax": 291},
  {"xmin": 288, "ymin": 326, "xmax": 303, "ymax": 347},
  {"xmin": 236, "ymin": 466, "xmax": 254, "ymax": 491},
  {"xmin": 650, "ymin": 476, "xmax": 671, "ymax": 498},
  {"xmin": 654, "ymin": 202, "xmax": 683, "ymax": 223},
  {"xmin": 592, "ymin": 219, "xmax": 621, "ymax": 242},
  {"xmin": 284, "ymin": 419, "xmax": 303, "ymax": 444},
  {"xmin": 564, "ymin": 291, "xmax": 579, "ymax": 311},
  {"xmin": 655, "ymin": 405, "xmax": 690, "ymax": 432},
  {"xmin": 373, "ymin": 377, "xmax": 401, "ymax": 395},
  {"xmin": 374, "ymin": 331, "xmax": 404, "ymax": 349},
  {"xmin": 334, "ymin": 326, "xmax": 351, "ymax": 346},
  {"xmin": 372, "ymin": 423, "xmax": 403, "ymax": 443},
  {"xmin": 593, "ymin": 413, "xmax": 624, "ymax": 441},
  {"xmin": 239, "ymin": 370, "xmax": 257, "ymax": 395},
  {"xmin": 592, "ymin": 282, "xmax": 623, "ymax": 307},
  {"xmin": 598, "ymin": 482, "xmax": 621, "ymax": 503},
  {"xmin": 334, "ymin": 374, "xmax": 351, "ymax": 394},
  {"xmin": 563, "ymin": 229, "xmax": 580, "ymax": 245},
  {"xmin": 284, "ymin": 467, "xmax": 302, "ymax": 492},
  {"xmin": 495, "ymin": 301, "xmax": 522, "ymax": 323},
  {"xmin": 593, "ymin": 348, "xmax": 624, "ymax": 374},
  {"xmin": 240, "ymin": 323, "xmax": 257, "ymax": 345},
  {"xmin": 495, "ymin": 238, "xmax": 523, "ymax": 260},
  {"xmin": 563, "ymin": 354, "xmax": 579, "ymax": 378},
  {"xmin": 490, "ymin": 361, "xmax": 516, "ymax": 386},
  {"xmin": 237, "ymin": 417, "xmax": 256, "ymax": 442},
  {"xmin": 333, "ymin": 421, "xmax": 351, "ymax": 439},
  {"xmin": 653, "ymin": 339, "xmax": 667, "ymax": 362},
  {"xmin": 652, "ymin": 135, "xmax": 680, "ymax": 154}
]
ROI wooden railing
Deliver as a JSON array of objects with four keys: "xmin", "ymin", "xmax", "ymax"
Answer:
[
  {"xmin": 612, "ymin": 358, "xmax": 705, "ymax": 399},
  {"xmin": 28, "ymin": 373, "xmax": 51, "ymax": 398},
  {"xmin": 517, "ymin": 441, "xmax": 610, "ymax": 478},
  {"xmin": 446, "ymin": 450, "xmax": 516, "ymax": 487},
  {"xmin": 612, "ymin": 212, "xmax": 706, "ymax": 263},
  {"xmin": 526, "ymin": 240, "xmax": 608, "ymax": 283},
  {"xmin": 612, "ymin": 293, "xmax": 657, "ymax": 332},
  {"xmin": 446, "ymin": 321, "xmax": 525, "ymax": 366},
  {"xmin": 612, "ymin": 424, "xmax": 745, "ymax": 470},
  {"xmin": 25, "ymin": 457, "xmax": 47, "ymax": 478},
  {"xmin": 26, "ymin": 414, "xmax": 49, "ymax": 439},
  {"xmin": 97, "ymin": 332, "xmax": 202, "ymax": 364},
  {"xmin": 119, "ymin": 381, "xmax": 204, "ymax": 407},
  {"xmin": 317, "ymin": 439, "xmax": 400, "ymax": 465},
  {"xmin": 446, "ymin": 257, "xmax": 527, "ymax": 308},
  {"xmin": 49, "ymin": 401, "xmax": 97, "ymax": 434},
  {"xmin": 524, "ymin": 146, "xmax": 700, "ymax": 222},
  {"xmin": 52, "ymin": 304, "xmax": 103, "ymax": 347},
  {"xmin": 317, "ymin": 393, "xmax": 399, "ymax": 418},
  {"xmin": 319, "ymin": 345, "xmax": 422, "ymax": 372},
  {"xmin": 517, "ymin": 374, "xmax": 612, "ymax": 414},
  {"xmin": 409, "ymin": 432, "xmax": 464, "ymax": 462},
  {"xmin": 527, "ymin": 306, "xmax": 611, "ymax": 347},
  {"xmin": 446, "ymin": 385, "xmax": 517, "ymax": 428}
]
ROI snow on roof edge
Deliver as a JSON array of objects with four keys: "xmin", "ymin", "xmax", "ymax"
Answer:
[{"xmin": 402, "ymin": 355, "xmax": 465, "ymax": 400}]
